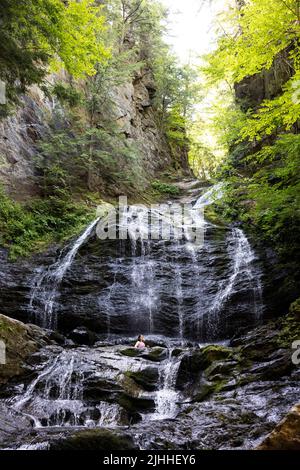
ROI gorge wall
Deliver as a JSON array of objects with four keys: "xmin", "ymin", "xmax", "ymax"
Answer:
[
  {"xmin": 0, "ymin": 67, "xmax": 188, "ymax": 202},
  {"xmin": 226, "ymin": 49, "xmax": 300, "ymax": 315}
]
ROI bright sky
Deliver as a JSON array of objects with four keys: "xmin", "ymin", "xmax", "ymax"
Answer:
[
  {"xmin": 161, "ymin": 0, "xmax": 226, "ymax": 63},
  {"xmin": 160, "ymin": 1, "xmax": 229, "ymax": 156}
]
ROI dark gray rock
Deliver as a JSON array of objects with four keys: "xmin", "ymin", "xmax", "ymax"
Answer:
[
  {"xmin": 49, "ymin": 428, "xmax": 137, "ymax": 451},
  {"xmin": 0, "ymin": 403, "xmax": 33, "ymax": 448},
  {"xmin": 68, "ymin": 326, "xmax": 97, "ymax": 346},
  {"xmin": 126, "ymin": 367, "xmax": 159, "ymax": 392}
]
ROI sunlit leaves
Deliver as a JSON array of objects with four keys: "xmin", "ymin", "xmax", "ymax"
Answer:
[
  {"xmin": 204, "ymin": 0, "xmax": 298, "ymax": 84},
  {"xmin": 50, "ymin": 0, "xmax": 110, "ymax": 78}
]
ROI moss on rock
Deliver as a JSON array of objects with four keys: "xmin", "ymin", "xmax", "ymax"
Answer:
[
  {"xmin": 120, "ymin": 348, "xmax": 140, "ymax": 358},
  {"xmin": 0, "ymin": 314, "xmax": 49, "ymax": 386},
  {"xmin": 196, "ymin": 345, "xmax": 233, "ymax": 370},
  {"xmin": 289, "ymin": 297, "xmax": 300, "ymax": 320},
  {"xmin": 117, "ymin": 393, "xmax": 155, "ymax": 413},
  {"xmin": 125, "ymin": 367, "xmax": 159, "ymax": 392},
  {"xmin": 141, "ymin": 347, "xmax": 168, "ymax": 362},
  {"xmin": 277, "ymin": 299, "xmax": 300, "ymax": 348}
]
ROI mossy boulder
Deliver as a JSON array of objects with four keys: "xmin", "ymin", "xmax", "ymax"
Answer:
[
  {"xmin": 198, "ymin": 346, "xmax": 233, "ymax": 369},
  {"xmin": 0, "ymin": 314, "xmax": 50, "ymax": 386},
  {"xmin": 277, "ymin": 309, "xmax": 300, "ymax": 349},
  {"xmin": 172, "ymin": 348, "xmax": 183, "ymax": 357},
  {"xmin": 50, "ymin": 429, "xmax": 137, "ymax": 450},
  {"xmin": 194, "ymin": 377, "xmax": 228, "ymax": 402},
  {"xmin": 176, "ymin": 345, "xmax": 233, "ymax": 390},
  {"xmin": 117, "ymin": 393, "xmax": 155, "ymax": 413},
  {"xmin": 125, "ymin": 367, "xmax": 159, "ymax": 391},
  {"xmin": 120, "ymin": 348, "xmax": 141, "ymax": 358},
  {"xmin": 204, "ymin": 360, "xmax": 238, "ymax": 382},
  {"xmin": 141, "ymin": 347, "xmax": 168, "ymax": 362},
  {"xmin": 289, "ymin": 298, "xmax": 300, "ymax": 321}
]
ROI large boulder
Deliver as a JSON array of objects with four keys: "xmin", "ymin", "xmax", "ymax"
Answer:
[
  {"xmin": 257, "ymin": 404, "xmax": 300, "ymax": 450},
  {"xmin": 126, "ymin": 367, "xmax": 159, "ymax": 392},
  {"xmin": 50, "ymin": 429, "xmax": 137, "ymax": 450},
  {"xmin": 68, "ymin": 326, "xmax": 97, "ymax": 346},
  {"xmin": 176, "ymin": 345, "xmax": 232, "ymax": 390},
  {"xmin": 0, "ymin": 314, "xmax": 50, "ymax": 386},
  {"xmin": 140, "ymin": 347, "xmax": 167, "ymax": 362}
]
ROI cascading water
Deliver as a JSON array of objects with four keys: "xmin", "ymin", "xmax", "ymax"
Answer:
[
  {"xmin": 29, "ymin": 218, "xmax": 99, "ymax": 329},
  {"xmin": 149, "ymin": 348, "xmax": 183, "ymax": 420},
  {"xmin": 5, "ymin": 181, "xmax": 265, "ymax": 441},
  {"xmin": 12, "ymin": 350, "xmax": 85, "ymax": 427},
  {"xmin": 210, "ymin": 227, "xmax": 263, "ymax": 319},
  {"xmin": 27, "ymin": 182, "xmax": 262, "ymax": 340},
  {"xmin": 9, "ymin": 346, "xmax": 131, "ymax": 429}
]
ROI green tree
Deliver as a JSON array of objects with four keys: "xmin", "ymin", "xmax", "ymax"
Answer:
[
  {"xmin": 201, "ymin": 0, "xmax": 300, "ymax": 274},
  {"xmin": 0, "ymin": 0, "xmax": 109, "ymax": 106}
]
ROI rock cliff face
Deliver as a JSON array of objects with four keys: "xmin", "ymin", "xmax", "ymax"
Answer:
[
  {"xmin": 0, "ymin": 68, "xmax": 188, "ymax": 201},
  {"xmin": 0, "ymin": 88, "xmax": 53, "ymax": 200},
  {"xmin": 107, "ymin": 69, "xmax": 172, "ymax": 175},
  {"xmin": 234, "ymin": 48, "xmax": 294, "ymax": 112}
]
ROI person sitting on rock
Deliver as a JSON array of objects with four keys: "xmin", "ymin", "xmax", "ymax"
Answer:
[{"xmin": 134, "ymin": 335, "xmax": 146, "ymax": 350}]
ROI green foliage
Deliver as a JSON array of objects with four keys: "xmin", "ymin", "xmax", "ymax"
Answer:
[
  {"xmin": 0, "ymin": 186, "xmax": 93, "ymax": 259},
  {"xmin": 0, "ymin": 0, "xmax": 109, "ymax": 106},
  {"xmin": 0, "ymin": 0, "xmax": 198, "ymax": 259},
  {"xmin": 203, "ymin": 0, "xmax": 299, "ymax": 85},
  {"xmin": 50, "ymin": 0, "xmax": 109, "ymax": 78},
  {"xmin": 277, "ymin": 299, "xmax": 300, "ymax": 348},
  {"xmin": 201, "ymin": 0, "xmax": 300, "ymax": 282},
  {"xmin": 166, "ymin": 108, "xmax": 189, "ymax": 148},
  {"xmin": 37, "ymin": 118, "xmax": 145, "ymax": 196},
  {"xmin": 214, "ymin": 133, "xmax": 300, "ymax": 264},
  {"xmin": 239, "ymin": 72, "xmax": 300, "ymax": 142},
  {"xmin": 202, "ymin": 0, "xmax": 300, "ymax": 150},
  {"xmin": 52, "ymin": 82, "xmax": 83, "ymax": 107},
  {"xmin": 151, "ymin": 180, "xmax": 180, "ymax": 196},
  {"xmin": 105, "ymin": 0, "xmax": 167, "ymax": 58},
  {"xmin": 154, "ymin": 51, "xmax": 201, "ymax": 127},
  {"xmin": 84, "ymin": 52, "xmax": 142, "ymax": 122}
]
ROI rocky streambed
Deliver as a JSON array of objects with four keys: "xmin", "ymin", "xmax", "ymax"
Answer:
[{"xmin": 0, "ymin": 307, "xmax": 299, "ymax": 450}]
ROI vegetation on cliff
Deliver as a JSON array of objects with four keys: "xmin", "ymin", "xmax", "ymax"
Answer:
[
  {"xmin": 200, "ymin": 0, "xmax": 300, "ymax": 296},
  {"xmin": 0, "ymin": 0, "xmax": 199, "ymax": 258}
]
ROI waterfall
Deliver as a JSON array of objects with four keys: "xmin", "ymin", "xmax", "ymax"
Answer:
[
  {"xmin": 211, "ymin": 227, "xmax": 263, "ymax": 317},
  {"xmin": 29, "ymin": 218, "xmax": 99, "ymax": 329},
  {"xmin": 129, "ymin": 240, "xmax": 159, "ymax": 333},
  {"xmin": 194, "ymin": 182, "xmax": 224, "ymax": 209},
  {"xmin": 12, "ymin": 351, "xmax": 84, "ymax": 427},
  {"xmin": 28, "ymin": 181, "xmax": 263, "ymax": 340},
  {"xmin": 11, "ymin": 348, "xmax": 122, "ymax": 428},
  {"xmin": 174, "ymin": 263, "xmax": 184, "ymax": 341},
  {"xmin": 150, "ymin": 349, "xmax": 182, "ymax": 420}
]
